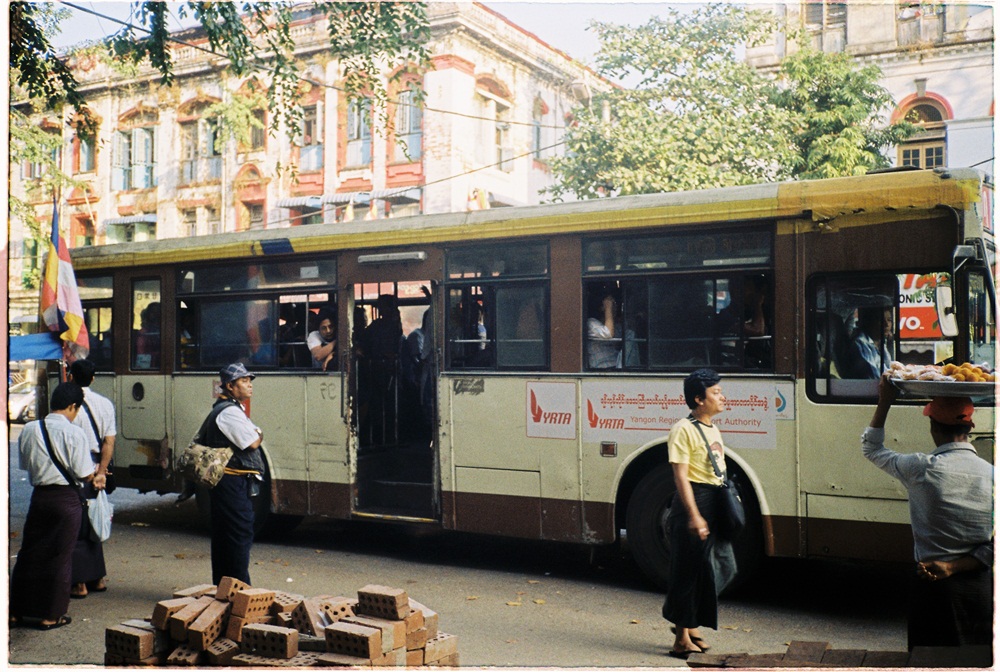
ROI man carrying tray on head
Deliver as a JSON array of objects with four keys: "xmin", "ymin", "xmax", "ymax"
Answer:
[{"xmin": 862, "ymin": 374, "xmax": 993, "ymax": 650}]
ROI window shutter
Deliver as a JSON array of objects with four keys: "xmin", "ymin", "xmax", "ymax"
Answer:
[{"xmin": 315, "ymin": 102, "xmax": 323, "ymax": 144}]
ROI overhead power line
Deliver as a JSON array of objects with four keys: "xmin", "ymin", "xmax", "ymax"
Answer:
[{"xmin": 59, "ymin": 1, "xmax": 579, "ymax": 130}]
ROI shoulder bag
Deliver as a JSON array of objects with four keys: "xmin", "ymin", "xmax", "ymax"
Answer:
[
  {"xmin": 177, "ymin": 402, "xmax": 235, "ymax": 488},
  {"xmin": 689, "ymin": 415, "xmax": 746, "ymax": 540},
  {"xmin": 39, "ymin": 418, "xmax": 113, "ymax": 542},
  {"xmin": 81, "ymin": 401, "xmax": 117, "ymax": 495}
]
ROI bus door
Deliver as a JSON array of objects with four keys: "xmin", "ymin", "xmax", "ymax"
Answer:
[
  {"xmin": 117, "ymin": 273, "xmax": 173, "ymax": 486},
  {"xmin": 349, "ymin": 280, "xmax": 438, "ymax": 519}
]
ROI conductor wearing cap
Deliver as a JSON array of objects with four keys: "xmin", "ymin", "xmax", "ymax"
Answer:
[
  {"xmin": 197, "ymin": 363, "xmax": 264, "ymax": 585},
  {"xmin": 863, "ymin": 374, "xmax": 993, "ymax": 650}
]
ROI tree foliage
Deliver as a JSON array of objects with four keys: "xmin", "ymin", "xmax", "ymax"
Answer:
[
  {"xmin": 11, "ymin": 1, "xmax": 431, "ymax": 139},
  {"xmin": 773, "ymin": 49, "xmax": 916, "ymax": 179},
  {"xmin": 547, "ymin": 4, "xmax": 914, "ymax": 200}
]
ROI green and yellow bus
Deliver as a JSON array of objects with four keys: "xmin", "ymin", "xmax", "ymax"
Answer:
[{"xmin": 69, "ymin": 168, "xmax": 995, "ymax": 587}]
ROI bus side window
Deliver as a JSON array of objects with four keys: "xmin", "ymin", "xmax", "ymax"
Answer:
[
  {"xmin": 496, "ymin": 284, "xmax": 547, "ymax": 369},
  {"xmin": 131, "ymin": 279, "xmax": 162, "ymax": 370}
]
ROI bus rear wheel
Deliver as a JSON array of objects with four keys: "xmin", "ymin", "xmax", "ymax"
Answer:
[
  {"xmin": 625, "ymin": 463, "xmax": 675, "ymax": 591},
  {"xmin": 625, "ymin": 462, "xmax": 763, "ymax": 593}
]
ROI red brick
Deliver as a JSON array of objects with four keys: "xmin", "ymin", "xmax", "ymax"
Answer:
[
  {"xmin": 357, "ymin": 585, "xmax": 409, "ymax": 620},
  {"xmin": 409, "ymin": 600, "xmax": 438, "ymax": 639},
  {"xmin": 227, "ymin": 615, "xmax": 248, "ymax": 643},
  {"xmin": 344, "ymin": 615, "xmax": 405, "ymax": 653},
  {"xmin": 119, "ymin": 619, "xmax": 170, "ymax": 653},
  {"xmin": 166, "ymin": 643, "xmax": 204, "ymax": 666},
  {"xmin": 105, "ymin": 624, "xmax": 155, "ymax": 660},
  {"xmin": 121, "ymin": 653, "xmax": 166, "ymax": 667},
  {"xmin": 172, "ymin": 583, "xmax": 216, "ymax": 599},
  {"xmin": 205, "ymin": 637, "xmax": 240, "ymax": 666},
  {"xmin": 232, "ymin": 588, "xmax": 276, "ymax": 621},
  {"xmin": 275, "ymin": 612, "xmax": 293, "ymax": 627},
  {"xmin": 423, "ymin": 632, "xmax": 458, "ymax": 665},
  {"xmin": 104, "ymin": 652, "xmax": 125, "ymax": 666},
  {"xmin": 372, "ymin": 648, "xmax": 405, "ymax": 667},
  {"xmin": 240, "ymin": 623, "xmax": 300, "ymax": 659},
  {"xmin": 151, "ymin": 597, "xmax": 195, "ymax": 630},
  {"xmin": 187, "ymin": 599, "xmax": 231, "ymax": 650},
  {"xmin": 299, "ymin": 633, "xmax": 327, "ymax": 652},
  {"xmin": 325, "ymin": 621, "xmax": 383, "ymax": 660},
  {"xmin": 316, "ymin": 651, "xmax": 374, "ymax": 667},
  {"xmin": 292, "ymin": 596, "xmax": 354, "ymax": 635},
  {"xmin": 403, "ymin": 607, "xmax": 425, "ymax": 634},
  {"xmin": 269, "ymin": 591, "xmax": 305, "ymax": 615},
  {"xmin": 405, "ymin": 627, "xmax": 428, "ymax": 652},
  {"xmin": 436, "ymin": 651, "xmax": 460, "ymax": 666},
  {"xmin": 168, "ymin": 596, "xmax": 215, "ymax": 642},
  {"xmin": 216, "ymin": 576, "xmax": 252, "ymax": 602},
  {"xmin": 405, "ymin": 649, "xmax": 424, "ymax": 667}
]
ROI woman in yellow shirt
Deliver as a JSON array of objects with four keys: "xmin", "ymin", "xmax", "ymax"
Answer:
[{"xmin": 662, "ymin": 369, "xmax": 737, "ymax": 658}]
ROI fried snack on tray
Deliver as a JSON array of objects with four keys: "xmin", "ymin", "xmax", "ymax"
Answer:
[{"xmin": 888, "ymin": 361, "xmax": 995, "ymax": 383}]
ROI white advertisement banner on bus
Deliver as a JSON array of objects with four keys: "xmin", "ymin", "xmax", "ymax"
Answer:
[
  {"xmin": 579, "ymin": 380, "xmax": 781, "ymax": 450},
  {"xmin": 525, "ymin": 380, "xmax": 792, "ymax": 449}
]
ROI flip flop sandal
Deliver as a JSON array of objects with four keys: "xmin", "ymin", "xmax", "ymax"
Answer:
[
  {"xmin": 667, "ymin": 647, "xmax": 701, "ymax": 660},
  {"xmin": 670, "ymin": 626, "xmax": 711, "ymax": 652},
  {"xmin": 87, "ymin": 581, "xmax": 108, "ymax": 593},
  {"xmin": 70, "ymin": 590, "xmax": 87, "ymax": 599},
  {"xmin": 36, "ymin": 615, "xmax": 72, "ymax": 631}
]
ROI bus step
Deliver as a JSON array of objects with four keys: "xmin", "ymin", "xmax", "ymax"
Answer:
[{"xmin": 360, "ymin": 479, "xmax": 433, "ymax": 512}]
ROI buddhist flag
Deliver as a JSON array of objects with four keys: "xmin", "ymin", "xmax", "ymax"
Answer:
[{"xmin": 40, "ymin": 195, "xmax": 89, "ymax": 362}]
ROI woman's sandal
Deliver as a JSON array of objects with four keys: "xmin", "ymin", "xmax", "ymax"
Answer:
[
  {"xmin": 670, "ymin": 626, "xmax": 711, "ymax": 652},
  {"xmin": 36, "ymin": 615, "xmax": 72, "ymax": 631},
  {"xmin": 667, "ymin": 645, "xmax": 703, "ymax": 660}
]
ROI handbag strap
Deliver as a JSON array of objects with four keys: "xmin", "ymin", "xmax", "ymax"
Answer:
[
  {"xmin": 687, "ymin": 414, "xmax": 725, "ymax": 479},
  {"xmin": 81, "ymin": 400, "xmax": 103, "ymax": 451},
  {"xmin": 39, "ymin": 418, "xmax": 85, "ymax": 500}
]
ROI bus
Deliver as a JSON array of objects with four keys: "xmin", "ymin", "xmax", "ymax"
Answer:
[{"xmin": 67, "ymin": 168, "xmax": 995, "ymax": 588}]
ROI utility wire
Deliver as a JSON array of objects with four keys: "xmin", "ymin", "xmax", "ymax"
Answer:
[
  {"xmin": 59, "ymin": 1, "xmax": 578, "ymax": 130},
  {"xmin": 267, "ymin": 138, "xmax": 568, "ymax": 228}
]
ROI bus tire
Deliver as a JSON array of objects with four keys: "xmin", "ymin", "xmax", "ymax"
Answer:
[
  {"xmin": 724, "ymin": 468, "xmax": 763, "ymax": 593},
  {"xmin": 625, "ymin": 463, "xmax": 676, "ymax": 591}
]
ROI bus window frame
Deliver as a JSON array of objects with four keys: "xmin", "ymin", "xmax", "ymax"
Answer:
[
  {"xmin": 581, "ymin": 224, "xmax": 775, "ymax": 374},
  {"xmin": 172, "ymin": 257, "xmax": 338, "ymax": 373},
  {"xmin": 129, "ymin": 276, "xmax": 164, "ymax": 373},
  {"xmin": 77, "ymin": 273, "xmax": 115, "ymax": 371},
  {"xmin": 805, "ymin": 269, "xmax": 958, "ymax": 404},
  {"xmin": 443, "ymin": 243, "xmax": 551, "ymax": 373}
]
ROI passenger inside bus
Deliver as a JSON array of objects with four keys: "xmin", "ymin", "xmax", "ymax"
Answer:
[
  {"xmin": 842, "ymin": 306, "xmax": 895, "ymax": 379},
  {"xmin": 307, "ymin": 309, "xmax": 337, "ymax": 370},
  {"xmin": 357, "ymin": 295, "xmax": 404, "ymax": 445},
  {"xmin": 587, "ymin": 285, "xmax": 623, "ymax": 369},
  {"xmin": 717, "ymin": 275, "xmax": 771, "ymax": 369},
  {"xmin": 134, "ymin": 302, "xmax": 161, "ymax": 369}
]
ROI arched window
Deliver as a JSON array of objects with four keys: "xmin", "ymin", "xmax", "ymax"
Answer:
[
  {"xmin": 113, "ymin": 107, "xmax": 158, "ymax": 191},
  {"xmin": 475, "ymin": 75, "xmax": 513, "ymax": 172},
  {"xmin": 896, "ymin": 97, "xmax": 949, "ymax": 169},
  {"xmin": 177, "ymin": 97, "xmax": 223, "ymax": 186}
]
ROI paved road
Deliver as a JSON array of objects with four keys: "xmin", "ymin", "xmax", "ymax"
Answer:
[{"xmin": 8, "ymin": 424, "xmax": 909, "ymax": 667}]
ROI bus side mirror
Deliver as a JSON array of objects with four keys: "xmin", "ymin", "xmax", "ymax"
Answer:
[{"xmin": 936, "ymin": 286, "xmax": 959, "ymax": 337}]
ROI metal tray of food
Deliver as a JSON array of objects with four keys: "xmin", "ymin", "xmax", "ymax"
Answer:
[{"xmin": 891, "ymin": 379, "xmax": 996, "ymax": 398}]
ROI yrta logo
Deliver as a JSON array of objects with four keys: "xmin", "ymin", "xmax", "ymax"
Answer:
[
  {"xmin": 587, "ymin": 400, "xmax": 624, "ymax": 430},
  {"xmin": 530, "ymin": 390, "xmax": 571, "ymax": 425}
]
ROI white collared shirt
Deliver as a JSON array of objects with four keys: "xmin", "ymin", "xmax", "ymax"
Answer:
[
  {"xmin": 19, "ymin": 414, "xmax": 94, "ymax": 487},
  {"xmin": 73, "ymin": 387, "xmax": 117, "ymax": 453}
]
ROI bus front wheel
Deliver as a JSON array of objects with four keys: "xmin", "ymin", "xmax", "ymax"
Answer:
[{"xmin": 625, "ymin": 463, "xmax": 675, "ymax": 591}]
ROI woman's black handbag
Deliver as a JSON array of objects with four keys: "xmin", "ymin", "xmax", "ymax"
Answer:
[{"xmin": 690, "ymin": 416, "xmax": 746, "ymax": 540}]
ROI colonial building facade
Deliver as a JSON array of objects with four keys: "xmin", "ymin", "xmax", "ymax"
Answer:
[
  {"xmin": 747, "ymin": 2, "xmax": 994, "ymax": 174},
  {"xmin": 9, "ymin": 3, "xmax": 605, "ymax": 328}
]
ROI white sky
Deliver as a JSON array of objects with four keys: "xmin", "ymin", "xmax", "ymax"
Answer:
[{"xmin": 48, "ymin": 1, "xmax": 688, "ymax": 67}]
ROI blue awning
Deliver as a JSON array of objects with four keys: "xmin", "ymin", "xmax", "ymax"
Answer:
[{"xmin": 10, "ymin": 333, "xmax": 63, "ymax": 361}]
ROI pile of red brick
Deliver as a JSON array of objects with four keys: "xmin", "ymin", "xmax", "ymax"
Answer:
[{"xmin": 104, "ymin": 578, "xmax": 459, "ymax": 667}]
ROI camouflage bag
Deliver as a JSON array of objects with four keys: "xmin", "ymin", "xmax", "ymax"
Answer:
[{"xmin": 178, "ymin": 443, "xmax": 233, "ymax": 488}]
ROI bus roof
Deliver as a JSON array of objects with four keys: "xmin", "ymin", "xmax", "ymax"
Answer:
[{"xmin": 71, "ymin": 168, "xmax": 984, "ymax": 270}]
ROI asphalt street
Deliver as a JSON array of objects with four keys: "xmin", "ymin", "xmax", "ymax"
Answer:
[{"xmin": 7, "ymin": 424, "xmax": 910, "ymax": 667}]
